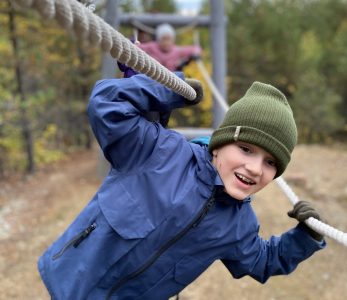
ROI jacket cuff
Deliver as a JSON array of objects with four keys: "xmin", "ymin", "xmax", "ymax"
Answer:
[{"xmin": 295, "ymin": 223, "xmax": 327, "ymax": 248}]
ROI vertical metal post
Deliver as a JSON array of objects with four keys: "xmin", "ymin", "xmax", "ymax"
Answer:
[
  {"xmin": 98, "ymin": 0, "xmax": 120, "ymax": 178},
  {"xmin": 101, "ymin": 0, "xmax": 120, "ymax": 79},
  {"xmin": 210, "ymin": 0, "xmax": 227, "ymax": 128}
]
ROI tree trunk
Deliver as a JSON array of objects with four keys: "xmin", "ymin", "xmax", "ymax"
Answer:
[
  {"xmin": 8, "ymin": 0, "xmax": 35, "ymax": 173},
  {"xmin": 76, "ymin": 45, "xmax": 92, "ymax": 150}
]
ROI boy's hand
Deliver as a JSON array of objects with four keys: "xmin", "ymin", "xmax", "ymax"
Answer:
[
  {"xmin": 185, "ymin": 78, "xmax": 204, "ymax": 105},
  {"xmin": 287, "ymin": 201, "xmax": 324, "ymax": 241},
  {"xmin": 117, "ymin": 62, "xmax": 138, "ymax": 78}
]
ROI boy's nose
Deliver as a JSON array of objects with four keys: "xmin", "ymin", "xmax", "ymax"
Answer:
[{"xmin": 245, "ymin": 158, "xmax": 263, "ymax": 177}]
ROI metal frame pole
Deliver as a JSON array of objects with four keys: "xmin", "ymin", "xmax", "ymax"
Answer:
[
  {"xmin": 101, "ymin": 0, "xmax": 120, "ymax": 79},
  {"xmin": 210, "ymin": 0, "xmax": 227, "ymax": 128},
  {"xmin": 98, "ymin": 0, "xmax": 121, "ymax": 178}
]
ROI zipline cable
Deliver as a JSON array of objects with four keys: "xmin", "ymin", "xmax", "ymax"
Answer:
[{"xmin": 11, "ymin": 0, "xmax": 197, "ymax": 101}]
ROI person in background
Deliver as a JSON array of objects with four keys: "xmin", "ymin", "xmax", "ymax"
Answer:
[
  {"xmin": 118, "ymin": 23, "xmax": 202, "ymax": 77},
  {"xmin": 117, "ymin": 23, "xmax": 201, "ymax": 125},
  {"xmin": 138, "ymin": 23, "xmax": 202, "ymax": 72}
]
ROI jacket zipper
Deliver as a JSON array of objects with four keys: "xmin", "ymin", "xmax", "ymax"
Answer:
[
  {"xmin": 106, "ymin": 196, "xmax": 215, "ymax": 299},
  {"xmin": 52, "ymin": 222, "xmax": 96, "ymax": 260}
]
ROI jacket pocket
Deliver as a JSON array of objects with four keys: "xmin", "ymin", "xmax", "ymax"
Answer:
[
  {"xmin": 42, "ymin": 195, "xmax": 155, "ymax": 299},
  {"xmin": 174, "ymin": 256, "xmax": 207, "ymax": 286}
]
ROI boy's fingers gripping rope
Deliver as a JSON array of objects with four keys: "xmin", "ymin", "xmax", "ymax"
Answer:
[
  {"xmin": 287, "ymin": 201, "xmax": 321, "ymax": 222},
  {"xmin": 287, "ymin": 201, "xmax": 324, "ymax": 241},
  {"xmin": 12, "ymin": 0, "xmax": 197, "ymax": 101}
]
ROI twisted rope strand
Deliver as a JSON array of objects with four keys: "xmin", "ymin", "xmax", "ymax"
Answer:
[
  {"xmin": 12, "ymin": 0, "xmax": 196, "ymax": 100},
  {"xmin": 33, "ymin": 0, "xmax": 55, "ymax": 19}
]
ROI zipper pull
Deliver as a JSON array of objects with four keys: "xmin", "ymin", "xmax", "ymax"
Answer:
[
  {"xmin": 73, "ymin": 222, "xmax": 97, "ymax": 248},
  {"xmin": 52, "ymin": 222, "xmax": 97, "ymax": 260},
  {"xmin": 206, "ymin": 198, "xmax": 215, "ymax": 209}
]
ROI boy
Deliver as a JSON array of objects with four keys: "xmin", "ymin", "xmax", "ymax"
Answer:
[{"xmin": 38, "ymin": 73, "xmax": 325, "ymax": 300}]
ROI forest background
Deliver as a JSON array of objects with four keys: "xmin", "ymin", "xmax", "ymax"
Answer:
[{"xmin": 0, "ymin": 0, "xmax": 347, "ymax": 176}]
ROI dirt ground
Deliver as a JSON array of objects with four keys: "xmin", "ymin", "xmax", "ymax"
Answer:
[{"xmin": 0, "ymin": 144, "xmax": 346, "ymax": 300}]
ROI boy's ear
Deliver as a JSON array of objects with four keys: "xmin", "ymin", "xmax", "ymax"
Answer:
[{"xmin": 212, "ymin": 150, "xmax": 218, "ymax": 157}]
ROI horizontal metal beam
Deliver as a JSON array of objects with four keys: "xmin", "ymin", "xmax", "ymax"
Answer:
[{"xmin": 118, "ymin": 13, "xmax": 212, "ymax": 27}]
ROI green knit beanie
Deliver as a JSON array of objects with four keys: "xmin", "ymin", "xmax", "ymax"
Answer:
[{"xmin": 209, "ymin": 82, "xmax": 297, "ymax": 178}]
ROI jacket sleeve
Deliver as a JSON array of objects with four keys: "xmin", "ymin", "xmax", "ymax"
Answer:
[
  {"xmin": 222, "ymin": 224, "xmax": 326, "ymax": 283},
  {"xmin": 87, "ymin": 73, "xmax": 186, "ymax": 172}
]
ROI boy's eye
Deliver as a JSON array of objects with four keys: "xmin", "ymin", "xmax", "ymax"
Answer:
[
  {"xmin": 267, "ymin": 159, "xmax": 277, "ymax": 168},
  {"xmin": 239, "ymin": 145, "xmax": 251, "ymax": 153}
]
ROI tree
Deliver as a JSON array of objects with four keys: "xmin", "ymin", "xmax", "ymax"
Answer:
[
  {"xmin": 226, "ymin": 0, "xmax": 302, "ymax": 99},
  {"xmin": 0, "ymin": 1, "xmax": 101, "ymax": 175},
  {"xmin": 225, "ymin": 0, "xmax": 347, "ymax": 142},
  {"xmin": 292, "ymin": 70, "xmax": 343, "ymax": 143},
  {"xmin": 7, "ymin": 0, "xmax": 35, "ymax": 173}
]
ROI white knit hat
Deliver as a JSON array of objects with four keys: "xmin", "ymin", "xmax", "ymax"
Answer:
[{"xmin": 156, "ymin": 23, "xmax": 176, "ymax": 40}]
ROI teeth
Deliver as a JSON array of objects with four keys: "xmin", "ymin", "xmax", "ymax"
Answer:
[{"xmin": 236, "ymin": 173, "xmax": 255, "ymax": 184}]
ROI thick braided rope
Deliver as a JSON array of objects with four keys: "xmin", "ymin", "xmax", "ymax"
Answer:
[
  {"xmin": 12, "ymin": 0, "xmax": 196, "ymax": 101},
  {"xmin": 197, "ymin": 59, "xmax": 347, "ymax": 247}
]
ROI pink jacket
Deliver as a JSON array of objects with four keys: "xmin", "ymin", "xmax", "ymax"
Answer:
[{"xmin": 139, "ymin": 41, "xmax": 201, "ymax": 71}]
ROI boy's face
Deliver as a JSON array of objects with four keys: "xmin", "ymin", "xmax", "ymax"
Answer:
[{"xmin": 212, "ymin": 141, "xmax": 277, "ymax": 200}]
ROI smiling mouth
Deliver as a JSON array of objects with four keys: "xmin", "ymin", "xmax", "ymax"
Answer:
[{"xmin": 235, "ymin": 172, "xmax": 256, "ymax": 185}]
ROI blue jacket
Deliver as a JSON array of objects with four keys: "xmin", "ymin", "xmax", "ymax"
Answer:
[{"xmin": 38, "ymin": 73, "xmax": 325, "ymax": 300}]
